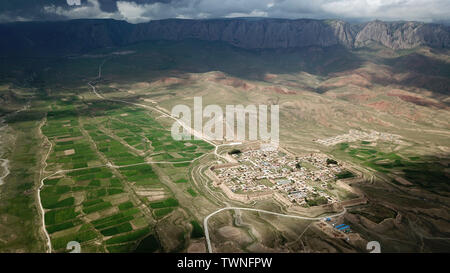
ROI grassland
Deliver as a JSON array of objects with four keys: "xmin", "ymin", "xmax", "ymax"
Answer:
[
  {"xmin": 0, "ymin": 96, "xmax": 47, "ymax": 252},
  {"xmin": 332, "ymin": 141, "xmax": 449, "ymax": 194}
]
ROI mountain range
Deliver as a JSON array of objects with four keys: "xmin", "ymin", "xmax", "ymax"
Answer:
[{"xmin": 1, "ymin": 18, "xmax": 449, "ymax": 56}]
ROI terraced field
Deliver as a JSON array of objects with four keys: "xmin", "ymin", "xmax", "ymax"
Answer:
[{"xmin": 39, "ymin": 96, "xmax": 213, "ymax": 252}]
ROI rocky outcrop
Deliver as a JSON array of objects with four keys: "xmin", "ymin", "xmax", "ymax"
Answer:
[
  {"xmin": 132, "ymin": 18, "xmax": 450, "ymax": 49},
  {"xmin": 131, "ymin": 19, "xmax": 357, "ymax": 49},
  {"xmin": 354, "ymin": 20, "xmax": 450, "ymax": 49},
  {"xmin": 0, "ymin": 18, "xmax": 449, "ymax": 56}
]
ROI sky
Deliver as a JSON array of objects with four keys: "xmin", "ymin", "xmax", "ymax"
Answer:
[{"xmin": 0, "ymin": 0, "xmax": 449, "ymax": 24}]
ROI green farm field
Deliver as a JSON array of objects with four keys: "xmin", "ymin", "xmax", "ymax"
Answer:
[
  {"xmin": 0, "ymin": 36, "xmax": 448, "ymax": 253},
  {"xmin": 25, "ymin": 86, "xmax": 217, "ymax": 252}
]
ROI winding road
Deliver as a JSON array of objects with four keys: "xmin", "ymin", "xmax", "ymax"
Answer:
[
  {"xmin": 36, "ymin": 60, "xmax": 231, "ymax": 252},
  {"xmin": 37, "ymin": 118, "xmax": 54, "ymax": 253},
  {"xmin": 88, "ymin": 60, "xmax": 351, "ymax": 254}
]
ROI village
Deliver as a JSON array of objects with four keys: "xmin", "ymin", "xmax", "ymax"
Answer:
[{"xmin": 213, "ymin": 148, "xmax": 347, "ymax": 206}]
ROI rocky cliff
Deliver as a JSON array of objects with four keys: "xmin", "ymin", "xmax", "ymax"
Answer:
[
  {"xmin": 130, "ymin": 19, "xmax": 358, "ymax": 48},
  {"xmin": 354, "ymin": 20, "xmax": 450, "ymax": 49},
  {"xmin": 130, "ymin": 18, "xmax": 450, "ymax": 49},
  {"xmin": 0, "ymin": 18, "xmax": 449, "ymax": 56}
]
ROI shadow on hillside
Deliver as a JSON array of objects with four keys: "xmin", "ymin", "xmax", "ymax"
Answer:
[
  {"xmin": 0, "ymin": 40, "xmax": 365, "ymax": 85},
  {"xmin": 383, "ymin": 53, "xmax": 450, "ymax": 95}
]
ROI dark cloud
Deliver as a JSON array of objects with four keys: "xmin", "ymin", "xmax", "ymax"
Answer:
[
  {"xmin": 0, "ymin": 0, "xmax": 449, "ymax": 23},
  {"xmin": 97, "ymin": 0, "xmax": 119, "ymax": 12}
]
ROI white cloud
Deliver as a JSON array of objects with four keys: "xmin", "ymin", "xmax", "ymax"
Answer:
[
  {"xmin": 319, "ymin": 0, "xmax": 450, "ymax": 21},
  {"xmin": 116, "ymin": 1, "xmax": 199, "ymax": 23},
  {"xmin": 116, "ymin": 1, "xmax": 153, "ymax": 23},
  {"xmin": 44, "ymin": 0, "xmax": 121, "ymax": 20},
  {"xmin": 225, "ymin": 10, "xmax": 269, "ymax": 18},
  {"xmin": 41, "ymin": 0, "xmax": 450, "ymax": 23},
  {"xmin": 0, "ymin": 13, "xmax": 32, "ymax": 23}
]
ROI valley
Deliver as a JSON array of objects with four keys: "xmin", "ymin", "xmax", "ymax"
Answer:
[{"xmin": 0, "ymin": 19, "xmax": 449, "ymax": 253}]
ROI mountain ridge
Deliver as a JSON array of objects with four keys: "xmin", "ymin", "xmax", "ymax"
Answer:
[{"xmin": 1, "ymin": 18, "xmax": 449, "ymax": 56}]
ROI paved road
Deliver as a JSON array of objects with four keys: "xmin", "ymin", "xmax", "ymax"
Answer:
[{"xmin": 203, "ymin": 206, "xmax": 347, "ymax": 253}]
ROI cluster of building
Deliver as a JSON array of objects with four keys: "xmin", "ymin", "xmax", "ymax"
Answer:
[
  {"xmin": 314, "ymin": 129, "xmax": 403, "ymax": 146},
  {"xmin": 214, "ymin": 149, "xmax": 344, "ymax": 206}
]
